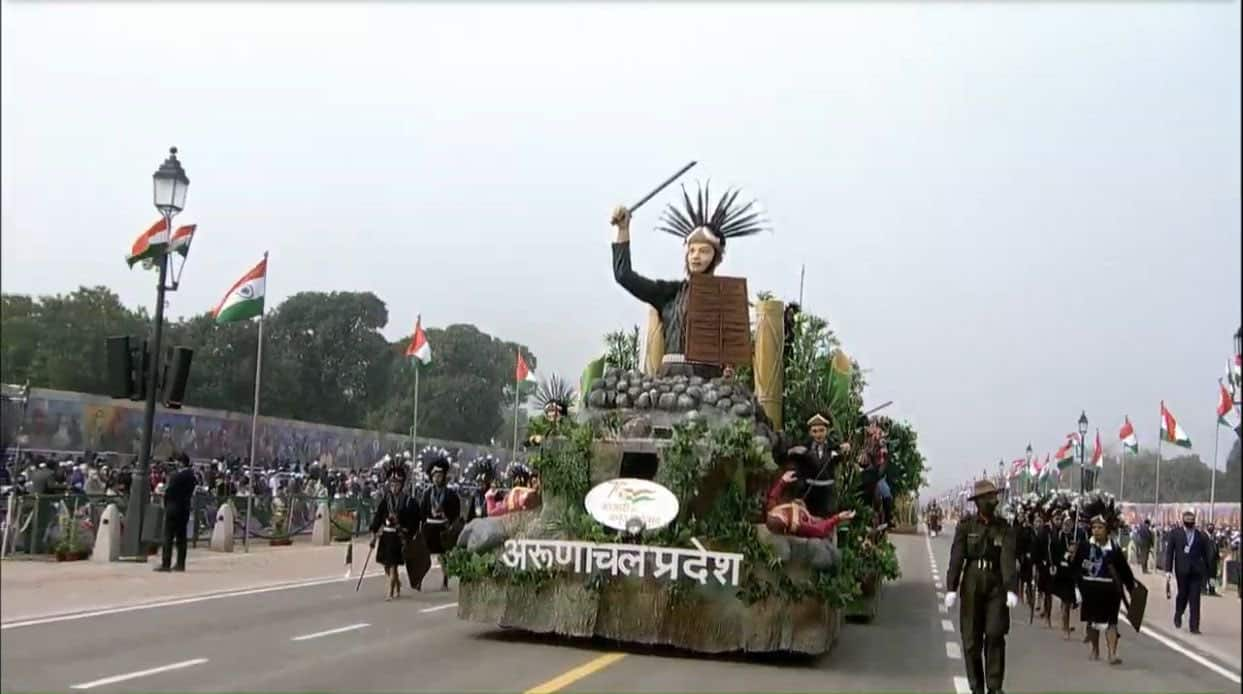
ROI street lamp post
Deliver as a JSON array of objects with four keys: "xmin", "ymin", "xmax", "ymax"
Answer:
[
  {"xmin": 997, "ymin": 459, "xmax": 1005, "ymax": 500},
  {"xmin": 119, "ymin": 147, "xmax": 189, "ymax": 561},
  {"xmin": 1078, "ymin": 411, "xmax": 1089, "ymax": 494},
  {"xmin": 1025, "ymin": 442, "xmax": 1033, "ymax": 495},
  {"xmin": 1234, "ymin": 327, "xmax": 1242, "ymax": 421}
]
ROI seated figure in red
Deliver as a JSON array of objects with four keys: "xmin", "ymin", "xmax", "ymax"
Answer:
[
  {"xmin": 766, "ymin": 446, "xmax": 856, "ymax": 539},
  {"xmin": 486, "ymin": 463, "xmax": 541, "ymax": 517}
]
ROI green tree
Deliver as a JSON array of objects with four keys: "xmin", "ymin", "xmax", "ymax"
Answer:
[
  {"xmin": 885, "ymin": 420, "xmax": 929, "ymax": 497},
  {"xmin": 1, "ymin": 287, "xmax": 148, "ymax": 394},
  {"xmin": 603, "ymin": 326, "xmax": 640, "ymax": 372},
  {"xmin": 365, "ymin": 323, "xmax": 537, "ymax": 444},
  {"xmin": 262, "ymin": 291, "xmax": 391, "ymax": 427}
]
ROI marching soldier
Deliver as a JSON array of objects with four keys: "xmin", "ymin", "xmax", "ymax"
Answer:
[{"xmin": 945, "ymin": 480, "xmax": 1019, "ymax": 694}]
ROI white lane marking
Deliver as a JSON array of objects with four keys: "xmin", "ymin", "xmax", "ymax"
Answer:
[
  {"xmin": 291, "ymin": 623, "xmax": 370, "ymax": 641},
  {"xmin": 936, "ymin": 591, "xmax": 945, "ymax": 600},
  {"xmin": 938, "ymin": 603, "xmax": 949, "ymax": 614},
  {"xmin": 935, "ymin": 581, "xmax": 944, "ymax": 589},
  {"xmin": 941, "ymin": 619, "xmax": 955, "ymax": 632},
  {"xmin": 70, "ymin": 658, "xmax": 208, "ymax": 689},
  {"xmin": 953, "ymin": 676, "xmax": 971, "ymax": 694},
  {"xmin": 945, "ymin": 641, "xmax": 962, "ymax": 659},
  {"xmin": 3, "ymin": 562, "xmax": 442, "ymax": 630},
  {"xmin": 419, "ymin": 602, "xmax": 458, "ymax": 613},
  {"xmin": 1126, "ymin": 611, "xmax": 1241, "ymax": 684}
]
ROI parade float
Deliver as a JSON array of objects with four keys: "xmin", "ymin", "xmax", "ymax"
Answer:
[{"xmin": 444, "ymin": 172, "xmax": 912, "ymax": 655}]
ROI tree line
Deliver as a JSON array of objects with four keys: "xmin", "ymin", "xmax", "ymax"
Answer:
[{"xmin": 1, "ymin": 286, "xmax": 538, "ymax": 445}]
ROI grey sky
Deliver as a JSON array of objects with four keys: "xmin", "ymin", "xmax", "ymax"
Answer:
[{"xmin": 3, "ymin": 2, "xmax": 1239, "ymax": 492}]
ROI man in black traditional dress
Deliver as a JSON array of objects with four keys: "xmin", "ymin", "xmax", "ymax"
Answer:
[{"xmin": 419, "ymin": 450, "xmax": 461, "ymax": 591}]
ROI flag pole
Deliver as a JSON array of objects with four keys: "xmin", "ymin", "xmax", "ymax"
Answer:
[
  {"xmin": 1209, "ymin": 390, "xmax": 1221, "ymax": 526},
  {"xmin": 411, "ymin": 315, "xmax": 421, "ymax": 457},
  {"xmin": 244, "ymin": 250, "xmax": 268, "ymax": 554},
  {"xmin": 1155, "ymin": 434, "xmax": 1162, "ymax": 524},
  {"xmin": 512, "ymin": 352, "xmax": 521, "ymax": 462},
  {"xmin": 1119, "ymin": 447, "xmax": 1126, "ymax": 502}
]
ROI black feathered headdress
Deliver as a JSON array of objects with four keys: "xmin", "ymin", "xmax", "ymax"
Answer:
[
  {"xmin": 506, "ymin": 462, "xmax": 534, "ymax": 486},
  {"xmin": 381, "ymin": 457, "xmax": 408, "ymax": 483},
  {"xmin": 464, "ymin": 455, "xmax": 498, "ymax": 485},
  {"xmin": 418, "ymin": 446, "xmax": 454, "ymax": 477},
  {"xmin": 1078, "ymin": 491, "xmax": 1124, "ymax": 532},
  {"xmin": 656, "ymin": 182, "xmax": 767, "ymax": 270},
  {"xmin": 536, "ymin": 375, "xmax": 577, "ymax": 418}
]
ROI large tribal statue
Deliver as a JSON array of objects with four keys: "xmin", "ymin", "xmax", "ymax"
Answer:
[{"xmin": 610, "ymin": 183, "xmax": 766, "ymax": 377}]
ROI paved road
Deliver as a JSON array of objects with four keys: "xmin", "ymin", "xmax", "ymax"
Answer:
[{"xmin": 2, "ymin": 533, "xmax": 1238, "ymax": 693}]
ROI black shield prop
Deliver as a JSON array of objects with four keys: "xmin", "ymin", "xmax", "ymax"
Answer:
[
  {"xmin": 404, "ymin": 530, "xmax": 432, "ymax": 589},
  {"xmin": 1123, "ymin": 581, "xmax": 1149, "ymax": 633}
]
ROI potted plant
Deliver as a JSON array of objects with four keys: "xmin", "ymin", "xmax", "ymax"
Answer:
[
  {"xmin": 53, "ymin": 505, "xmax": 93, "ymax": 561},
  {"xmin": 331, "ymin": 507, "xmax": 356, "ymax": 542}
]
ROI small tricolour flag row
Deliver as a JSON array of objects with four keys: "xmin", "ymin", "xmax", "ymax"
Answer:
[{"xmin": 127, "ymin": 219, "xmax": 197, "ymax": 268}]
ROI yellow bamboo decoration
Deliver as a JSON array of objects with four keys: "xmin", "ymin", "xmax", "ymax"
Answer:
[
  {"xmin": 644, "ymin": 306, "xmax": 665, "ymax": 377},
  {"xmin": 753, "ymin": 299, "xmax": 784, "ymax": 429}
]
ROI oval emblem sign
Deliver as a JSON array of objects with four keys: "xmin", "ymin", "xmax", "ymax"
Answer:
[{"xmin": 584, "ymin": 478, "xmax": 680, "ymax": 532}]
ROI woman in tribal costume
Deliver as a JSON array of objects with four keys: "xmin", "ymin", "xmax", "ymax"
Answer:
[
  {"xmin": 1073, "ymin": 495, "xmax": 1136, "ymax": 665},
  {"xmin": 609, "ymin": 182, "xmax": 767, "ymax": 378},
  {"xmin": 368, "ymin": 459, "xmax": 419, "ymax": 601},
  {"xmin": 1031, "ymin": 505, "xmax": 1055, "ymax": 625},
  {"xmin": 1048, "ymin": 501, "xmax": 1085, "ymax": 639}
]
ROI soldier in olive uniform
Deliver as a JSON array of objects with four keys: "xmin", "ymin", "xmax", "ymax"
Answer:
[{"xmin": 946, "ymin": 480, "xmax": 1020, "ymax": 694}]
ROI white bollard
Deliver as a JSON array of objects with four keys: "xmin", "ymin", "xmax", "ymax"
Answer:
[
  {"xmin": 310, "ymin": 502, "xmax": 331, "ymax": 546},
  {"xmin": 92, "ymin": 504, "xmax": 122, "ymax": 562},
  {"xmin": 210, "ymin": 501, "xmax": 235, "ymax": 553}
]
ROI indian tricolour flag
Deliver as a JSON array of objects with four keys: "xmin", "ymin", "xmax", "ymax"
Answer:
[
  {"xmin": 516, "ymin": 352, "xmax": 537, "ymax": 383},
  {"xmin": 1159, "ymin": 401, "xmax": 1192, "ymax": 448},
  {"xmin": 1218, "ymin": 381, "xmax": 1234, "ymax": 427},
  {"xmin": 213, "ymin": 258, "xmax": 267, "ymax": 324},
  {"xmin": 1055, "ymin": 441, "xmax": 1076, "ymax": 470},
  {"xmin": 169, "ymin": 224, "xmax": 196, "ymax": 256},
  {"xmin": 1119, "ymin": 416, "xmax": 1138, "ymax": 453},
  {"xmin": 406, "ymin": 316, "xmax": 431, "ymax": 365},
  {"xmin": 1040, "ymin": 453, "xmax": 1055, "ymax": 479},
  {"xmin": 126, "ymin": 218, "xmax": 169, "ymax": 267}
]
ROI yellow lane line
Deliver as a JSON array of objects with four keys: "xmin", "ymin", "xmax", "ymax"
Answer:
[{"xmin": 523, "ymin": 652, "xmax": 627, "ymax": 694}]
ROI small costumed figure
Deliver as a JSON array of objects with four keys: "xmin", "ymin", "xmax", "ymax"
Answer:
[
  {"xmin": 368, "ymin": 459, "xmax": 419, "ymax": 601},
  {"xmin": 528, "ymin": 376, "xmax": 576, "ymax": 445},
  {"xmin": 487, "ymin": 462, "xmax": 541, "ymax": 517},
  {"xmin": 419, "ymin": 448, "xmax": 461, "ymax": 591},
  {"xmin": 765, "ymin": 447, "xmax": 856, "ymax": 539},
  {"xmin": 1073, "ymin": 495, "xmax": 1136, "ymax": 665},
  {"xmin": 610, "ymin": 182, "xmax": 767, "ymax": 378},
  {"xmin": 801, "ymin": 413, "xmax": 850, "ymax": 518}
]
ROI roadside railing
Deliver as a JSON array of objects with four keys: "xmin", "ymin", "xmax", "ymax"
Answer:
[{"xmin": 0, "ymin": 491, "xmax": 376, "ymax": 559}]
